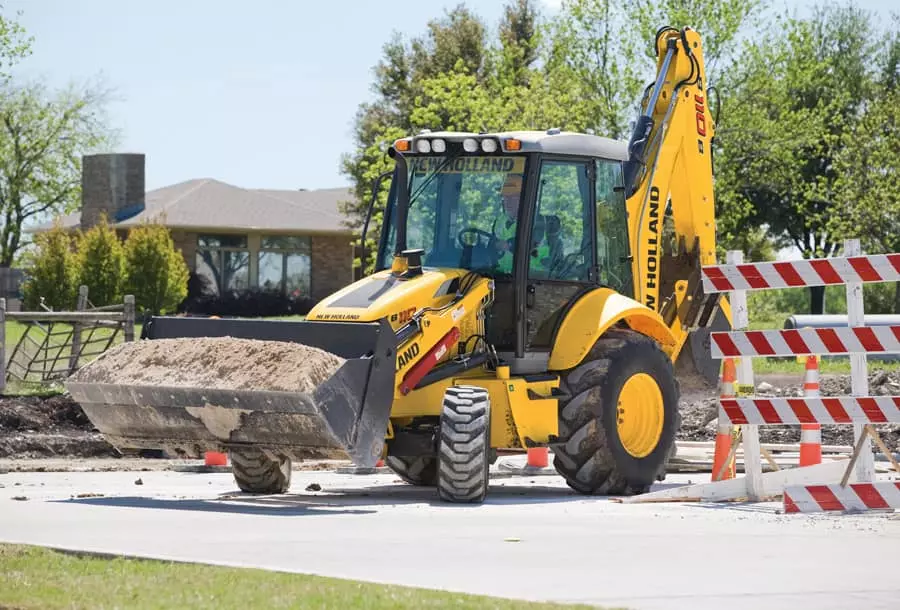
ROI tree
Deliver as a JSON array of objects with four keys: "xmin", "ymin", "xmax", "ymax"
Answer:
[
  {"xmin": 0, "ymin": 4, "xmax": 31, "ymax": 84},
  {"xmin": 713, "ymin": 3, "xmax": 889, "ymax": 313},
  {"xmin": 76, "ymin": 213, "xmax": 125, "ymax": 307},
  {"xmin": 123, "ymin": 221, "xmax": 189, "ymax": 315},
  {"xmin": 340, "ymin": 5, "xmax": 492, "ymax": 232},
  {"xmin": 544, "ymin": 0, "xmax": 765, "ymax": 139},
  {"xmin": 830, "ymin": 15, "xmax": 900, "ymax": 311},
  {"xmin": 0, "ymin": 8, "xmax": 117, "ymax": 267},
  {"xmin": 20, "ymin": 221, "xmax": 78, "ymax": 310}
]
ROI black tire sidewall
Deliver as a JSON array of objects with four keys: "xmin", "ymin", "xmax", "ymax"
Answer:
[{"xmin": 597, "ymin": 340, "xmax": 679, "ymax": 486}]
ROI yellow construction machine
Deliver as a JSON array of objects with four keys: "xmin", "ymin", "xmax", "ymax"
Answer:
[{"xmin": 66, "ymin": 26, "xmax": 730, "ymax": 503}]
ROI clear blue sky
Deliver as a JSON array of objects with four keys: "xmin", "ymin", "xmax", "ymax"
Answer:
[{"xmin": 5, "ymin": 0, "xmax": 896, "ymax": 193}]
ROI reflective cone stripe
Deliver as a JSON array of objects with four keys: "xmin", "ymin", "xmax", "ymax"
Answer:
[
  {"xmin": 784, "ymin": 482, "xmax": 900, "ymax": 513},
  {"xmin": 800, "ymin": 355, "xmax": 822, "ymax": 467},
  {"xmin": 712, "ymin": 358, "xmax": 737, "ymax": 481}
]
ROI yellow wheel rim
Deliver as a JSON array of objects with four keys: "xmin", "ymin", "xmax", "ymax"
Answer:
[{"xmin": 616, "ymin": 373, "xmax": 664, "ymax": 458}]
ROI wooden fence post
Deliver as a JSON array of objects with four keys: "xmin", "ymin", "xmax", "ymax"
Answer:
[
  {"xmin": 69, "ymin": 285, "xmax": 89, "ymax": 373},
  {"xmin": 0, "ymin": 298, "xmax": 6, "ymax": 394},
  {"xmin": 124, "ymin": 295, "xmax": 135, "ymax": 342}
]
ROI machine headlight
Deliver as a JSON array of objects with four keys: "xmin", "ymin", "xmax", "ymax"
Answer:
[
  {"xmin": 431, "ymin": 138, "xmax": 446, "ymax": 153},
  {"xmin": 463, "ymin": 138, "xmax": 479, "ymax": 152},
  {"xmin": 416, "ymin": 139, "xmax": 431, "ymax": 153},
  {"xmin": 481, "ymin": 139, "xmax": 498, "ymax": 153}
]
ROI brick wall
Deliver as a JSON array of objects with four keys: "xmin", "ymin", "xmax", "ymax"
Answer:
[
  {"xmin": 170, "ymin": 230, "xmax": 199, "ymax": 271},
  {"xmin": 311, "ymin": 234, "xmax": 353, "ymax": 301}
]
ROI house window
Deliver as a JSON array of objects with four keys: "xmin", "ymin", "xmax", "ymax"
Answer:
[
  {"xmin": 195, "ymin": 234, "xmax": 250, "ymax": 295},
  {"xmin": 258, "ymin": 235, "xmax": 311, "ymax": 297}
]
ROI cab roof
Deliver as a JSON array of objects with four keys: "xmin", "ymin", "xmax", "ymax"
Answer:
[{"xmin": 407, "ymin": 129, "xmax": 628, "ymax": 161}]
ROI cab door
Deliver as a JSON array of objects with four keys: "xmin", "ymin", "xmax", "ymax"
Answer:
[{"xmin": 523, "ymin": 158, "xmax": 598, "ymax": 350}]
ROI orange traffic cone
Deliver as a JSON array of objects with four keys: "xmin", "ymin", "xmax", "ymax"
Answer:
[
  {"xmin": 526, "ymin": 447, "xmax": 549, "ymax": 468},
  {"xmin": 712, "ymin": 358, "xmax": 737, "ymax": 481},
  {"xmin": 205, "ymin": 451, "xmax": 227, "ymax": 466},
  {"xmin": 799, "ymin": 355, "xmax": 822, "ymax": 467}
]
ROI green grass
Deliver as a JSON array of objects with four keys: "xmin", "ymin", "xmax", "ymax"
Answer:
[
  {"xmin": 750, "ymin": 357, "xmax": 900, "ymax": 376},
  {"xmin": 0, "ymin": 544, "xmax": 609, "ymax": 610}
]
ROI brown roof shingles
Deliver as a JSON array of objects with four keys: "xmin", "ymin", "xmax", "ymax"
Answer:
[{"xmin": 28, "ymin": 179, "xmax": 356, "ymax": 234}]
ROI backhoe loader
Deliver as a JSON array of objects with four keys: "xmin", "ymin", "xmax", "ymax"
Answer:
[{"xmin": 66, "ymin": 25, "xmax": 730, "ymax": 503}]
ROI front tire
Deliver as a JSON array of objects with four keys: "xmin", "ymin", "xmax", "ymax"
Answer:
[
  {"xmin": 436, "ymin": 385, "xmax": 491, "ymax": 503},
  {"xmin": 550, "ymin": 329, "xmax": 679, "ymax": 496},
  {"xmin": 229, "ymin": 447, "xmax": 292, "ymax": 494}
]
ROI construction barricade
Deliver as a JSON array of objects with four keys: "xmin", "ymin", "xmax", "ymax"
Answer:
[{"xmin": 620, "ymin": 239, "xmax": 900, "ymax": 513}]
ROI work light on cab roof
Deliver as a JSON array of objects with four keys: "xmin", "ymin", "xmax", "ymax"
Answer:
[{"xmin": 392, "ymin": 134, "xmax": 521, "ymax": 155}]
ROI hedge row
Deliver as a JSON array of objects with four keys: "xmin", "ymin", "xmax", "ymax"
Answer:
[{"xmin": 22, "ymin": 216, "xmax": 189, "ymax": 315}]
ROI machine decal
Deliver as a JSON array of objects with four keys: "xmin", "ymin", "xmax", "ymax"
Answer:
[
  {"xmin": 391, "ymin": 307, "xmax": 415, "ymax": 324},
  {"xmin": 645, "ymin": 185, "xmax": 661, "ymax": 310},
  {"xmin": 694, "ymin": 94, "xmax": 707, "ymax": 137},
  {"xmin": 411, "ymin": 156, "xmax": 525, "ymax": 175},
  {"xmin": 451, "ymin": 305, "xmax": 465, "ymax": 321},
  {"xmin": 397, "ymin": 342, "xmax": 421, "ymax": 369}
]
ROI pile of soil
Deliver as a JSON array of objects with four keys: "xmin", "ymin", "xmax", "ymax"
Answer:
[
  {"xmin": 0, "ymin": 394, "xmax": 117, "ymax": 458},
  {"xmin": 69, "ymin": 337, "xmax": 346, "ymax": 393},
  {"xmin": 677, "ymin": 369, "xmax": 900, "ymax": 451}
]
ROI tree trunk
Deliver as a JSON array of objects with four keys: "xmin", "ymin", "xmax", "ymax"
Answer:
[{"xmin": 809, "ymin": 285, "xmax": 825, "ymax": 315}]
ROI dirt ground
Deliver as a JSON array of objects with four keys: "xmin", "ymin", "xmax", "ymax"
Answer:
[
  {"xmin": 678, "ymin": 368, "xmax": 900, "ymax": 451},
  {"xmin": 2, "ymin": 369, "xmax": 899, "ymax": 471}
]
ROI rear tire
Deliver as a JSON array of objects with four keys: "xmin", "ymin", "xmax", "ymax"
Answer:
[
  {"xmin": 229, "ymin": 447, "xmax": 292, "ymax": 494},
  {"xmin": 386, "ymin": 455, "xmax": 437, "ymax": 486},
  {"xmin": 550, "ymin": 329, "xmax": 679, "ymax": 496},
  {"xmin": 436, "ymin": 385, "xmax": 491, "ymax": 503}
]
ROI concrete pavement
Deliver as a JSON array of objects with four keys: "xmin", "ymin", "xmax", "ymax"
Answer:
[{"xmin": 1, "ymin": 464, "xmax": 898, "ymax": 609}]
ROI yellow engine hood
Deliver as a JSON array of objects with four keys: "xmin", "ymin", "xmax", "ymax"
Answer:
[{"xmin": 306, "ymin": 268, "xmax": 469, "ymax": 331}]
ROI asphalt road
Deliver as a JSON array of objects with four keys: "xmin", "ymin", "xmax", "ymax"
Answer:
[{"xmin": 1, "ymin": 463, "xmax": 899, "ymax": 610}]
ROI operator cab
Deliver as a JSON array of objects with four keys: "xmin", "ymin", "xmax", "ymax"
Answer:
[{"xmin": 378, "ymin": 130, "xmax": 635, "ymax": 373}]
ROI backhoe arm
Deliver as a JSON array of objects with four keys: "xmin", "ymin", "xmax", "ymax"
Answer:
[{"xmin": 623, "ymin": 26, "xmax": 725, "ymax": 354}]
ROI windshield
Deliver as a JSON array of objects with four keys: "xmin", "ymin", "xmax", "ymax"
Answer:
[{"xmin": 379, "ymin": 155, "xmax": 528, "ymax": 275}]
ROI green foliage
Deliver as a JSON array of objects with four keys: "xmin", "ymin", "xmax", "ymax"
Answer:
[
  {"xmin": 20, "ymin": 221, "xmax": 78, "ymax": 310},
  {"xmin": 0, "ymin": 4, "xmax": 32, "ymax": 83},
  {"xmin": 123, "ymin": 221, "xmax": 189, "ymax": 315},
  {"xmin": 341, "ymin": 0, "xmax": 767, "ymax": 277},
  {"xmin": 75, "ymin": 214, "xmax": 124, "ymax": 307},
  {"xmin": 0, "ymin": 7, "xmax": 117, "ymax": 267}
]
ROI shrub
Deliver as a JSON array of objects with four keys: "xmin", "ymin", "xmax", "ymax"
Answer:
[
  {"xmin": 75, "ymin": 214, "xmax": 125, "ymax": 307},
  {"xmin": 123, "ymin": 221, "xmax": 189, "ymax": 315},
  {"xmin": 21, "ymin": 221, "xmax": 79, "ymax": 310}
]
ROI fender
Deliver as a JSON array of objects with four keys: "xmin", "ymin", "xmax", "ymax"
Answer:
[{"xmin": 548, "ymin": 287, "xmax": 677, "ymax": 371}]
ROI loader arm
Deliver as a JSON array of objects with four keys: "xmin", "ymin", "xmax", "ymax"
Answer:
[{"xmin": 622, "ymin": 26, "xmax": 731, "ymax": 375}]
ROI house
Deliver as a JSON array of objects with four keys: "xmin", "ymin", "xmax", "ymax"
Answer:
[{"xmin": 32, "ymin": 153, "xmax": 359, "ymax": 302}]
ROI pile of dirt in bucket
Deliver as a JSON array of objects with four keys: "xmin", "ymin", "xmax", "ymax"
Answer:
[{"xmin": 69, "ymin": 337, "xmax": 346, "ymax": 393}]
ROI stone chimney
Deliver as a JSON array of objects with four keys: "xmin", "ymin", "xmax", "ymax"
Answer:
[{"xmin": 80, "ymin": 153, "xmax": 146, "ymax": 230}]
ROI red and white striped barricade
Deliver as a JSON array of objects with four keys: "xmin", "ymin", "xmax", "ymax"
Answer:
[{"xmin": 619, "ymin": 240, "xmax": 900, "ymax": 511}]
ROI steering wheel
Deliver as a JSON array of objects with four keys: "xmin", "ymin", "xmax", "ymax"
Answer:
[
  {"xmin": 457, "ymin": 227, "xmax": 496, "ymax": 249},
  {"xmin": 457, "ymin": 227, "xmax": 502, "ymax": 269}
]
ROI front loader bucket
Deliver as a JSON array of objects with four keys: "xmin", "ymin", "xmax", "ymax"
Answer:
[{"xmin": 65, "ymin": 317, "xmax": 396, "ymax": 468}]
